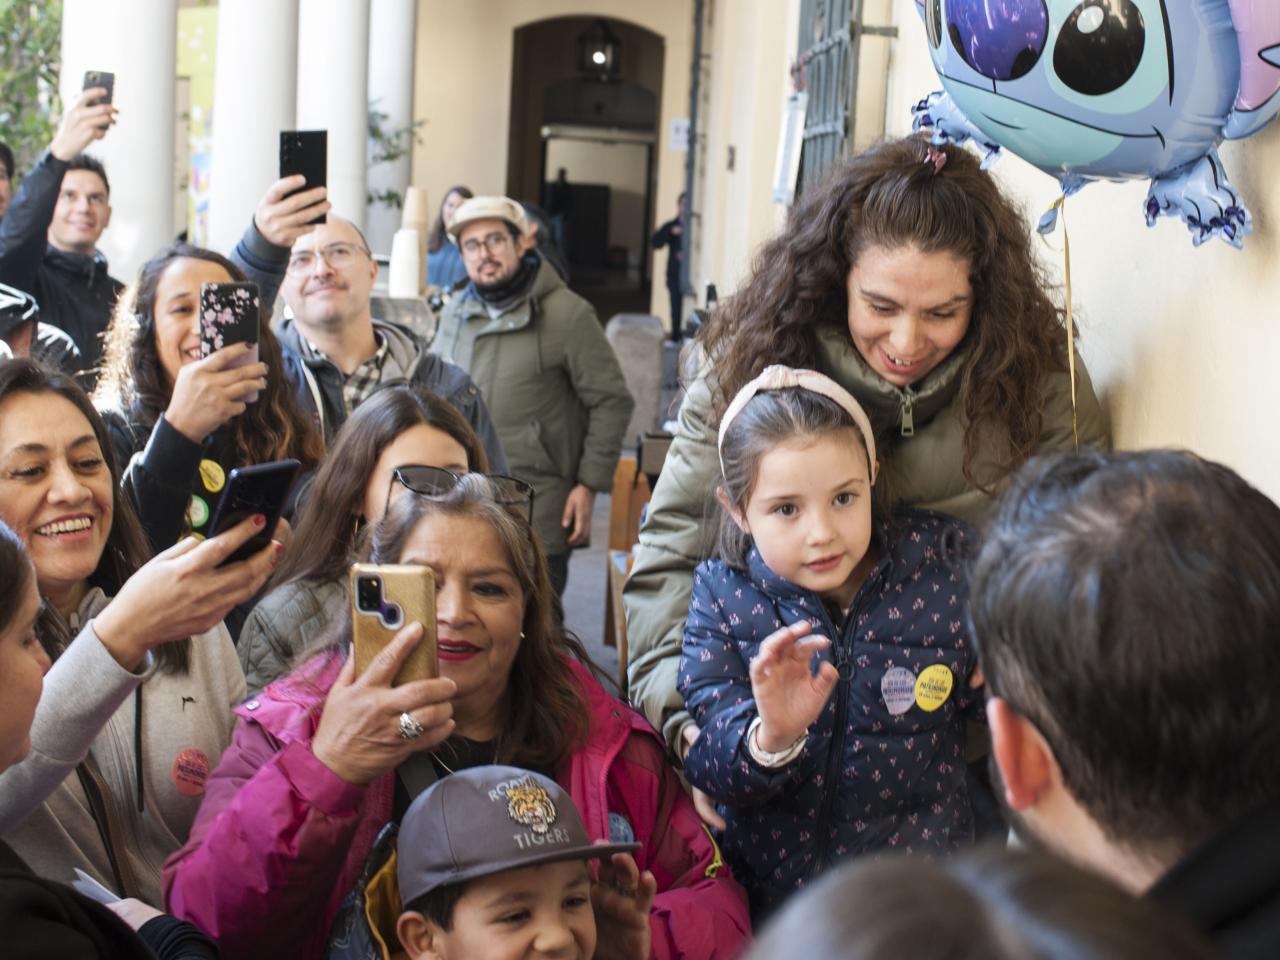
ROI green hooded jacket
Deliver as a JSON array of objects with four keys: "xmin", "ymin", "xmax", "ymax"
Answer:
[
  {"xmin": 623, "ymin": 323, "xmax": 1108, "ymax": 753},
  {"xmin": 433, "ymin": 256, "xmax": 635, "ymax": 555}
]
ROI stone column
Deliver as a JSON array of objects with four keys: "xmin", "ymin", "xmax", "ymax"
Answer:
[
  {"xmin": 60, "ymin": 0, "xmax": 178, "ymax": 282},
  {"xmin": 206, "ymin": 0, "xmax": 299, "ymax": 256},
  {"xmin": 297, "ymin": 0, "xmax": 371, "ymax": 232},
  {"xmin": 365, "ymin": 0, "xmax": 418, "ymax": 255}
]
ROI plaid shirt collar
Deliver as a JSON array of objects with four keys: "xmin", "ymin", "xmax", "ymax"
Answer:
[{"xmin": 302, "ymin": 330, "xmax": 395, "ymax": 414}]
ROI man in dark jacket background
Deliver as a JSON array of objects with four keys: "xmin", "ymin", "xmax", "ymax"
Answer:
[
  {"xmin": 971, "ymin": 449, "xmax": 1280, "ymax": 958},
  {"xmin": 0, "ymin": 88, "xmax": 121, "ymax": 369},
  {"xmin": 650, "ymin": 192, "xmax": 686, "ymax": 342},
  {"xmin": 276, "ymin": 215, "xmax": 506, "ymax": 469}
]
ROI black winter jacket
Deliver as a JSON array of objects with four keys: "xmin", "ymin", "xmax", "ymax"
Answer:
[
  {"xmin": 0, "ymin": 151, "xmax": 123, "ymax": 370},
  {"xmin": 1150, "ymin": 797, "xmax": 1280, "ymax": 958},
  {"xmin": 0, "ymin": 840, "xmax": 217, "ymax": 959}
]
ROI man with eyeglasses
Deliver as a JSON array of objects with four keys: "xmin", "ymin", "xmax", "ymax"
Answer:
[
  {"xmin": 274, "ymin": 216, "xmax": 507, "ymax": 470},
  {"xmin": 434, "ymin": 196, "xmax": 634, "ymax": 596}
]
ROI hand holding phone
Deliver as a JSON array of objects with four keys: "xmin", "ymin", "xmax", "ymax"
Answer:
[
  {"xmin": 279, "ymin": 131, "xmax": 328, "ymax": 225},
  {"xmin": 351, "ymin": 564, "xmax": 438, "ymax": 686},
  {"xmin": 206, "ymin": 460, "xmax": 301, "ymax": 566}
]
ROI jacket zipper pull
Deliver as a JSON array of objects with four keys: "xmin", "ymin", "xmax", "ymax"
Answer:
[{"xmin": 900, "ymin": 389, "xmax": 916, "ymax": 437}]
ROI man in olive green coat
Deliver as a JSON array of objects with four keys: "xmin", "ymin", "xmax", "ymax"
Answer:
[{"xmin": 433, "ymin": 196, "xmax": 634, "ymax": 594}]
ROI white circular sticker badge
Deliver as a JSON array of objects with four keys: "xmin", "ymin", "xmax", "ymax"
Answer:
[{"xmin": 881, "ymin": 666, "xmax": 917, "ymax": 716}]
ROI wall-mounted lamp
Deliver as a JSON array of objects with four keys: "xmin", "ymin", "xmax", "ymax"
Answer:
[{"xmin": 577, "ymin": 18, "xmax": 621, "ymax": 79}]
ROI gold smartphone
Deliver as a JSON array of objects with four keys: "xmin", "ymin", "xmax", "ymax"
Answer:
[{"xmin": 350, "ymin": 563, "xmax": 437, "ymax": 685}]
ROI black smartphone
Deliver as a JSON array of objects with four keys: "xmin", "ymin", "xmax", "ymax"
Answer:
[
  {"xmin": 199, "ymin": 281, "xmax": 261, "ymax": 402},
  {"xmin": 206, "ymin": 460, "xmax": 301, "ymax": 566},
  {"xmin": 82, "ymin": 70, "xmax": 115, "ymax": 106},
  {"xmin": 279, "ymin": 130, "xmax": 327, "ymax": 225}
]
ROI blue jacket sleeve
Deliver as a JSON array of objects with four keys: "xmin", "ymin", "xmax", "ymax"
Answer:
[
  {"xmin": 0, "ymin": 151, "xmax": 65, "ymax": 292},
  {"xmin": 679, "ymin": 566, "xmax": 823, "ymax": 806},
  {"xmin": 229, "ymin": 221, "xmax": 289, "ymax": 313}
]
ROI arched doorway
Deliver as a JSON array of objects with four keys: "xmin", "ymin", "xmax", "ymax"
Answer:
[{"xmin": 507, "ymin": 16, "xmax": 665, "ymax": 320}]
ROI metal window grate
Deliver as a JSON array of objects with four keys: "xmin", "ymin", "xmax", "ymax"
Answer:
[{"xmin": 792, "ymin": 0, "xmax": 896, "ymax": 195}]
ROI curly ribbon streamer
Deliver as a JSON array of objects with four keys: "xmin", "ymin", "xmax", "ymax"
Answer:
[{"xmin": 1044, "ymin": 195, "xmax": 1079, "ymax": 450}]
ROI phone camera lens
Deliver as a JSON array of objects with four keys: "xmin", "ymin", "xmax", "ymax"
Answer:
[{"xmin": 356, "ymin": 576, "xmax": 382, "ymax": 613}]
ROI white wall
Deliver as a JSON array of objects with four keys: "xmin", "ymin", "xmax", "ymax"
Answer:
[{"xmin": 883, "ymin": 0, "xmax": 1280, "ymax": 500}]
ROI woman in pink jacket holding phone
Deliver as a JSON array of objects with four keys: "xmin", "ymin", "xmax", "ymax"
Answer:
[{"xmin": 164, "ymin": 473, "xmax": 750, "ymax": 960}]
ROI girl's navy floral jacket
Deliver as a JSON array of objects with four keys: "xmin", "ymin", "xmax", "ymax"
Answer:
[{"xmin": 679, "ymin": 508, "xmax": 981, "ymax": 917}]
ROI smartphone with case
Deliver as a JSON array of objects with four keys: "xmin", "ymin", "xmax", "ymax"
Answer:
[
  {"xmin": 206, "ymin": 459, "xmax": 301, "ymax": 566},
  {"xmin": 199, "ymin": 281, "xmax": 261, "ymax": 403},
  {"xmin": 82, "ymin": 70, "xmax": 114, "ymax": 106},
  {"xmin": 351, "ymin": 564, "xmax": 438, "ymax": 686},
  {"xmin": 279, "ymin": 130, "xmax": 327, "ymax": 225}
]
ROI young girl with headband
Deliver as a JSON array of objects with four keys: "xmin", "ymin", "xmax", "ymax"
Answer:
[{"xmin": 678, "ymin": 365, "xmax": 983, "ymax": 918}]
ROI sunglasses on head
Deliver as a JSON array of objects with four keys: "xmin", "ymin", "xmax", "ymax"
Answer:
[{"xmin": 388, "ymin": 465, "xmax": 534, "ymax": 521}]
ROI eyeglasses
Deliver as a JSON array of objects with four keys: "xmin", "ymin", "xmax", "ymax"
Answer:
[
  {"xmin": 460, "ymin": 231, "xmax": 512, "ymax": 258},
  {"xmin": 388, "ymin": 465, "xmax": 535, "ymax": 521},
  {"xmin": 287, "ymin": 242, "xmax": 371, "ymax": 275}
]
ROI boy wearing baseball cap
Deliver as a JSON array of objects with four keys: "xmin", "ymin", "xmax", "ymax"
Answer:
[{"xmin": 396, "ymin": 766, "xmax": 656, "ymax": 960}]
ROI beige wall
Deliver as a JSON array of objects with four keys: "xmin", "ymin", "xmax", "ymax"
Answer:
[
  {"xmin": 411, "ymin": 0, "xmax": 692, "ymax": 311},
  {"xmin": 883, "ymin": 0, "xmax": 1280, "ymax": 500},
  {"xmin": 690, "ymin": 0, "xmax": 796, "ymax": 301}
]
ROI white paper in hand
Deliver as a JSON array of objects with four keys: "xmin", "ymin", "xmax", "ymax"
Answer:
[{"xmin": 72, "ymin": 868, "xmax": 121, "ymax": 904}]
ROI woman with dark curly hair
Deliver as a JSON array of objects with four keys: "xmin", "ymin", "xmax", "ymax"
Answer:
[
  {"xmin": 94, "ymin": 244, "xmax": 324, "ymax": 555},
  {"xmin": 623, "ymin": 135, "xmax": 1107, "ymax": 763}
]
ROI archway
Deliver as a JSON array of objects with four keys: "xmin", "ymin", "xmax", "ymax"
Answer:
[{"xmin": 507, "ymin": 15, "xmax": 665, "ymax": 319}]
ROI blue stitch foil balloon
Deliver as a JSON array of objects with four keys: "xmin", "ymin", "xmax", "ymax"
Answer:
[{"xmin": 911, "ymin": 0, "xmax": 1280, "ymax": 248}]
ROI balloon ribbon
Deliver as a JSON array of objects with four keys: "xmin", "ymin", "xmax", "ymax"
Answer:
[{"xmin": 1045, "ymin": 195, "xmax": 1079, "ymax": 449}]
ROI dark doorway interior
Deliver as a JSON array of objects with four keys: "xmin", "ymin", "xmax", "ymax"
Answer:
[{"xmin": 507, "ymin": 17, "xmax": 664, "ymax": 323}]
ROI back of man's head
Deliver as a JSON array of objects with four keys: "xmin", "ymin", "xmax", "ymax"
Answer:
[
  {"xmin": 66, "ymin": 153, "xmax": 110, "ymax": 195},
  {"xmin": 0, "ymin": 142, "xmax": 14, "ymax": 181},
  {"xmin": 970, "ymin": 450, "xmax": 1280, "ymax": 859}
]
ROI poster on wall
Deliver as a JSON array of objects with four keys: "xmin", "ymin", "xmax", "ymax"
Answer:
[{"xmin": 772, "ymin": 91, "xmax": 807, "ymax": 206}]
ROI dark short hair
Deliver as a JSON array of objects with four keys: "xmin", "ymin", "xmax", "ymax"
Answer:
[
  {"xmin": 969, "ymin": 450, "xmax": 1280, "ymax": 856},
  {"xmin": 65, "ymin": 153, "xmax": 110, "ymax": 195},
  {"xmin": 746, "ymin": 846, "xmax": 1215, "ymax": 959},
  {"xmin": 402, "ymin": 880, "xmax": 468, "ymax": 932},
  {"xmin": 0, "ymin": 142, "xmax": 14, "ymax": 181}
]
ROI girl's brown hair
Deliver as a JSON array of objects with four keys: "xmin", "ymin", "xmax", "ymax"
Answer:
[
  {"xmin": 273, "ymin": 383, "xmax": 489, "ymax": 590},
  {"xmin": 701, "ymin": 136, "xmax": 1067, "ymax": 488},
  {"xmin": 0, "ymin": 359, "xmax": 187, "ymax": 672},
  {"xmin": 95, "ymin": 243, "xmax": 324, "ymax": 474},
  {"xmin": 427, "ymin": 185, "xmax": 474, "ymax": 254},
  {"xmin": 717, "ymin": 387, "xmax": 875, "ymax": 570}
]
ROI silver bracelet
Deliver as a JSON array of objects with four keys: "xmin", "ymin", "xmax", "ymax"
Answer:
[{"xmin": 746, "ymin": 716, "xmax": 807, "ymax": 768}]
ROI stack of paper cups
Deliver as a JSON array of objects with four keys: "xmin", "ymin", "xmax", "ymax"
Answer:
[
  {"xmin": 402, "ymin": 186, "xmax": 430, "ymax": 273},
  {"xmin": 388, "ymin": 227, "xmax": 422, "ymax": 299}
]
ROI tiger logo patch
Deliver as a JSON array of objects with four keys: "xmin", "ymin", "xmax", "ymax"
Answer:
[{"xmin": 504, "ymin": 777, "xmax": 557, "ymax": 835}]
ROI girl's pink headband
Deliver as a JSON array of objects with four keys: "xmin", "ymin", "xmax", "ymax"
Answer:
[{"xmin": 717, "ymin": 365, "xmax": 878, "ymax": 483}]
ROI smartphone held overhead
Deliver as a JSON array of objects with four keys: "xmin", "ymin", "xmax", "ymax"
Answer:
[
  {"xmin": 280, "ymin": 130, "xmax": 328, "ymax": 225},
  {"xmin": 351, "ymin": 563, "xmax": 438, "ymax": 686}
]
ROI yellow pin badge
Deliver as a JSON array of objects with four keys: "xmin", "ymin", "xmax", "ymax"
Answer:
[{"xmin": 914, "ymin": 664, "xmax": 954, "ymax": 713}]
